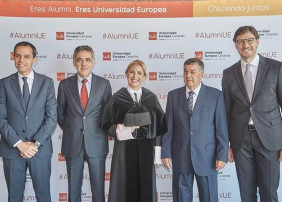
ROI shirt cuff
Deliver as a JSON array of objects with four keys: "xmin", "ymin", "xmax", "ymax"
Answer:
[
  {"xmin": 14, "ymin": 140, "xmax": 22, "ymax": 147},
  {"xmin": 116, "ymin": 124, "xmax": 134, "ymax": 141},
  {"xmin": 154, "ymin": 146, "xmax": 162, "ymax": 165}
]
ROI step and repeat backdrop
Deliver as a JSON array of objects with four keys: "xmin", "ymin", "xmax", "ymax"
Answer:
[{"xmin": 0, "ymin": 0, "xmax": 282, "ymax": 201}]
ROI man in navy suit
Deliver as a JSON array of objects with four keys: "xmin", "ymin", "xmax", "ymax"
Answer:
[
  {"xmin": 162, "ymin": 58, "xmax": 228, "ymax": 202},
  {"xmin": 57, "ymin": 45, "xmax": 112, "ymax": 202},
  {"xmin": 222, "ymin": 26, "xmax": 282, "ymax": 202},
  {"xmin": 0, "ymin": 41, "xmax": 57, "ymax": 201}
]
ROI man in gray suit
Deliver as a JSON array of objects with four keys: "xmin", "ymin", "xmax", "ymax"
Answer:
[
  {"xmin": 57, "ymin": 45, "xmax": 112, "ymax": 202},
  {"xmin": 222, "ymin": 26, "xmax": 282, "ymax": 202},
  {"xmin": 0, "ymin": 41, "xmax": 57, "ymax": 201},
  {"xmin": 162, "ymin": 58, "xmax": 229, "ymax": 202}
]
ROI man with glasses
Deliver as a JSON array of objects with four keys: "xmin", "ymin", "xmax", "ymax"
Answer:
[
  {"xmin": 57, "ymin": 45, "xmax": 112, "ymax": 202},
  {"xmin": 222, "ymin": 26, "xmax": 282, "ymax": 202}
]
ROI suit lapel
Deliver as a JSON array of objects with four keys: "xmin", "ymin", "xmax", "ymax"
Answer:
[
  {"xmin": 27, "ymin": 72, "xmax": 42, "ymax": 112},
  {"xmin": 179, "ymin": 86, "xmax": 189, "ymax": 115},
  {"xmin": 192, "ymin": 83, "xmax": 205, "ymax": 115},
  {"xmin": 85, "ymin": 74, "xmax": 99, "ymax": 112},
  {"xmin": 68, "ymin": 75, "xmax": 83, "ymax": 111},
  {"xmin": 10, "ymin": 73, "xmax": 25, "ymax": 112},
  {"xmin": 234, "ymin": 61, "xmax": 250, "ymax": 103},
  {"xmin": 252, "ymin": 56, "xmax": 267, "ymax": 101}
]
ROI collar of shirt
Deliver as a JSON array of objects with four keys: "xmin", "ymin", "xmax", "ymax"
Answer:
[
  {"xmin": 127, "ymin": 86, "xmax": 142, "ymax": 103},
  {"xmin": 127, "ymin": 86, "xmax": 142, "ymax": 95},
  {"xmin": 186, "ymin": 83, "xmax": 201, "ymax": 109},
  {"xmin": 186, "ymin": 82, "xmax": 201, "ymax": 99},
  {"xmin": 241, "ymin": 54, "xmax": 259, "ymax": 74},
  {"xmin": 77, "ymin": 73, "xmax": 92, "ymax": 97},
  {"xmin": 18, "ymin": 70, "xmax": 34, "ymax": 80},
  {"xmin": 18, "ymin": 70, "xmax": 34, "ymax": 93}
]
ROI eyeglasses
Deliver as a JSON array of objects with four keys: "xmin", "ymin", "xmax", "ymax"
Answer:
[{"xmin": 236, "ymin": 38, "xmax": 256, "ymax": 45}]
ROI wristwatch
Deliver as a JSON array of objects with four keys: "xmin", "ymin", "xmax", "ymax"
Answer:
[{"xmin": 34, "ymin": 140, "xmax": 41, "ymax": 148}]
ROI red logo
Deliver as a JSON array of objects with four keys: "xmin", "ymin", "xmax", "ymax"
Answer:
[
  {"xmin": 105, "ymin": 172, "xmax": 111, "ymax": 181},
  {"xmin": 103, "ymin": 52, "xmax": 111, "ymax": 61},
  {"xmin": 195, "ymin": 51, "xmax": 203, "ymax": 60},
  {"xmin": 58, "ymin": 153, "xmax": 66, "ymax": 161},
  {"xmin": 10, "ymin": 52, "xmax": 14, "ymax": 60},
  {"xmin": 108, "ymin": 137, "xmax": 113, "ymax": 141},
  {"xmin": 149, "ymin": 32, "xmax": 157, "ymax": 40},
  {"xmin": 56, "ymin": 32, "xmax": 65, "ymax": 40},
  {"xmin": 57, "ymin": 73, "xmax": 66, "ymax": 81},
  {"xmin": 59, "ymin": 193, "xmax": 68, "ymax": 201},
  {"xmin": 149, "ymin": 72, "xmax": 157, "ymax": 81}
]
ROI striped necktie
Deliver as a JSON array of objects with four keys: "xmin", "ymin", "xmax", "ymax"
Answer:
[{"xmin": 187, "ymin": 91, "xmax": 195, "ymax": 116}]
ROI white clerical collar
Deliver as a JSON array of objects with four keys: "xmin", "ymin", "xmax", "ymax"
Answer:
[{"xmin": 127, "ymin": 86, "xmax": 142, "ymax": 95}]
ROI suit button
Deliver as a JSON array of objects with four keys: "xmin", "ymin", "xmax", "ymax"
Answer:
[
  {"xmin": 25, "ymin": 116, "xmax": 28, "ymax": 119},
  {"xmin": 250, "ymin": 108, "xmax": 253, "ymax": 110},
  {"xmin": 190, "ymin": 131, "xmax": 194, "ymax": 135},
  {"xmin": 80, "ymin": 129, "xmax": 83, "ymax": 132},
  {"xmin": 83, "ymin": 117, "xmax": 86, "ymax": 119},
  {"xmin": 22, "ymin": 130, "xmax": 25, "ymax": 133}
]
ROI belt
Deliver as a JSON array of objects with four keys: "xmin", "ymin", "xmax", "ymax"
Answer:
[{"xmin": 248, "ymin": 124, "xmax": 256, "ymax": 131}]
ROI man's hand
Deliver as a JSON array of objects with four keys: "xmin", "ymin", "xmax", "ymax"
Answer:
[
  {"xmin": 215, "ymin": 160, "xmax": 226, "ymax": 171},
  {"xmin": 279, "ymin": 149, "xmax": 282, "ymax": 161},
  {"xmin": 17, "ymin": 142, "xmax": 38, "ymax": 158},
  {"xmin": 162, "ymin": 158, "xmax": 172, "ymax": 170},
  {"xmin": 228, "ymin": 146, "xmax": 234, "ymax": 162}
]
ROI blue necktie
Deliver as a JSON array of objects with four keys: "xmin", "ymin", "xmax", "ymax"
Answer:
[
  {"xmin": 187, "ymin": 91, "xmax": 195, "ymax": 116},
  {"xmin": 22, "ymin": 77, "xmax": 30, "ymax": 109}
]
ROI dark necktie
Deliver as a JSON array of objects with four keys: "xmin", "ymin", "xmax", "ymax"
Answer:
[
  {"xmin": 22, "ymin": 77, "xmax": 30, "ymax": 109},
  {"xmin": 134, "ymin": 93, "xmax": 138, "ymax": 103},
  {"xmin": 187, "ymin": 91, "xmax": 195, "ymax": 116},
  {"xmin": 244, "ymin": 64, "xmax": 253, "ymax": 101},
  {"xmin": 81, "ymin": 79, "xmax": 88, "ymax": 111}
]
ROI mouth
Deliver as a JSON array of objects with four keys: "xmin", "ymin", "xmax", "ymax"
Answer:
[
  {"xmin": 131, "ymin": 79, "xmax": 139, "ymax": 82},
  {"xmin": 18, "ymin": 64, "xmax": 26, "ymax": 68}
]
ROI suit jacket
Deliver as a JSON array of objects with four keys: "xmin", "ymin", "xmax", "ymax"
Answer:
[
  {"xmin": 57, "ymin": 73, "xmax": 112, "ymax": 158},
  {"xmin": 222, "ymin": 55, "xmax": 282, "ymax": 151},
  {"xmin": 162, "ymin": 84, "xmax": 228, "ymax": 176},
  {"xmin": 0, "ymin": 71, "xmax": 57, "ymax": 159}
]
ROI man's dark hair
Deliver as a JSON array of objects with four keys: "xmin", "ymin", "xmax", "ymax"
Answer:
[
  {"xmin": 184, "ymin": 58, "xmax": 204, "ymax": 71},
  {"xmin": 14, "ymin": 41, "xmax": 37, "ymax": 58},
  {"xmin": 73, "ymin": 45, "xmax": 94, "ymax": 60},
  {"xmin": 233, "ymin": 26, "xmax": 260, "ymax": 43}
]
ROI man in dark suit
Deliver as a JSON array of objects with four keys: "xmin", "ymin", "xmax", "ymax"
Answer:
[
  {"xmin": 0, "ymin": 41, "xmax": 57, "ymax": 201},
  {"xmin": 222, "ymin": 26, "xmax": 282, "ymax": 202},
  {"xmin": 162, "ymin": 58, "xmax": 229, "ymax": 202},
  {"xmin": 57, "ymin": 45, "xmax": 112, "ymax": 202}
]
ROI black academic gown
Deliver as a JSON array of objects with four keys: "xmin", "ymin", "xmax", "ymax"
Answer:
[{"xmin": 101, "ymin": 87, "xmax": 165, "ymax": 202}]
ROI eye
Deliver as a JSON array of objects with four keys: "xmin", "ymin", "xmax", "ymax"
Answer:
[
  {"xmin": 24, "ymin": 55, "xmax": 31, "ymax": 59},
  {"xmin": 76, "ymin": 58, "xmax": 83, "ymax": 62},
  {"xmin": 86, "ymin": 58, "xmax": 92, "ymax": 62}
]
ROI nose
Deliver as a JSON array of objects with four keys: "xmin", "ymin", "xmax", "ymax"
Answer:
[{"xmin": 18, "ymin": 56, "xmax": 24, "ymax": 62}]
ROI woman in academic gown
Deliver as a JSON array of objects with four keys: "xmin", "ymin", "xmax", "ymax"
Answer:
[{"xmin": 101, "ymin": 60, "xmax": 166, "ymax": 202}]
